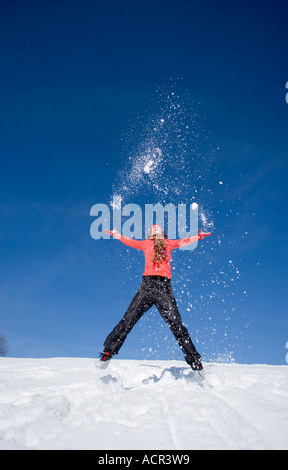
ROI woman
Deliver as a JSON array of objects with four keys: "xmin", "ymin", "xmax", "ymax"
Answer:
[{"xmin": 97, "ymin": 224, "xmax": 211, "ymax": 373}]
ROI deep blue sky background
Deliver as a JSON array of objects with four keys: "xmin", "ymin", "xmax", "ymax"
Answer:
[{"xmin": 1, "ymin": 0, "xmax": 288, "ymax": 364}]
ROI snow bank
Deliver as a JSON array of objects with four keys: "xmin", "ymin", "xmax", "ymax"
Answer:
[{"xmin": 0, "ymin": 358, "xmax": 287, "ymax": 450}]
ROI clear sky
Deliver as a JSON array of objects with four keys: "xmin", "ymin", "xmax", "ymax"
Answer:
[{"xmin": 1, "ymin": 0, "xmax": 288, "ymax": 365}]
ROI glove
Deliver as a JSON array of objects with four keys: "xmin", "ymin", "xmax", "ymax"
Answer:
[{"xmin": 198, "ymin": 229, "xmax": 211, "ymax": 240}]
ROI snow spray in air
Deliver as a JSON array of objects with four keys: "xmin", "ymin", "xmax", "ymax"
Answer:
[{"xmin": 94, "ymin": 80, "xmax": 250, "ymax": 363}]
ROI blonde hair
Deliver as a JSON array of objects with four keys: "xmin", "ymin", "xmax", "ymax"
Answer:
[
  {"xmin": 147, "ymin": 225, "xmax": 167, "ymax": 265},
  {"xmin": 148, "ymin": 224, "xmax": 164, "ymax": 239}
]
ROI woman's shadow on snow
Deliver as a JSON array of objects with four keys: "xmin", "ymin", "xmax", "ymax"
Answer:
[
  {"xmin": 99, "ymin": 365, "xmax": 201, "ymax": 388},
  {"xmin": 140, "ymin": 365, "xmax": 196, "ymax": 384}
]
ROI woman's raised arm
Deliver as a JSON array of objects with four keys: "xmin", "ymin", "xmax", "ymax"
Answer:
[{"xmin": 105, "ymin": 228, "xmax": 146, "ymax": 250}]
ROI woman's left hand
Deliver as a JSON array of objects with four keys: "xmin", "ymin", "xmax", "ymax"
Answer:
[{"xmin": 104, "ymin": 228, "xmax": 121, "ymax": 239}]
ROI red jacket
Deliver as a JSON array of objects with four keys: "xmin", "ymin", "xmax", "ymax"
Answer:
[{"xmin": 119, "ymin": 235, "xmax": 198, "ymax": 279}]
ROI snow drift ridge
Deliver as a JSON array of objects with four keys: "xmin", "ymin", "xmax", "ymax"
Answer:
[{"xmin": 0, "ymin": 358, "xmax": 287, "ymax": 450}]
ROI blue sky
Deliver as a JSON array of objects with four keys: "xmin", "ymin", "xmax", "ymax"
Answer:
[{"xmin": 0, "ymin": 0, "xmax": 288, "ymax": 364}]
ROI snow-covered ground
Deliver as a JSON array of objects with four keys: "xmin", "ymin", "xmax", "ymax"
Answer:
[{"xmin": 0, "ymin": 358, "xmax": 287, "ymax": 450}]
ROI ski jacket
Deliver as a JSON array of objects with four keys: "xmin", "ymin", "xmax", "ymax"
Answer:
[{"xmin": 119, "ymin": 235, "xmax": 198, "ymax": 279}]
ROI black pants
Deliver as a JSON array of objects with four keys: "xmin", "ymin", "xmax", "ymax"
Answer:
[{"xmin": 104, "ymin": 275, "xmax": 201, "ymax": 366}]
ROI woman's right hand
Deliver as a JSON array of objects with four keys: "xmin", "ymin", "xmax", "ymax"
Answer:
[
  {"xmin": 104, "ymin": 228, "xmax": 121, "ymax": 239},
  {"xmin": 198, "ymin": 229, "xmax": 211, "ymax": 240}
]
